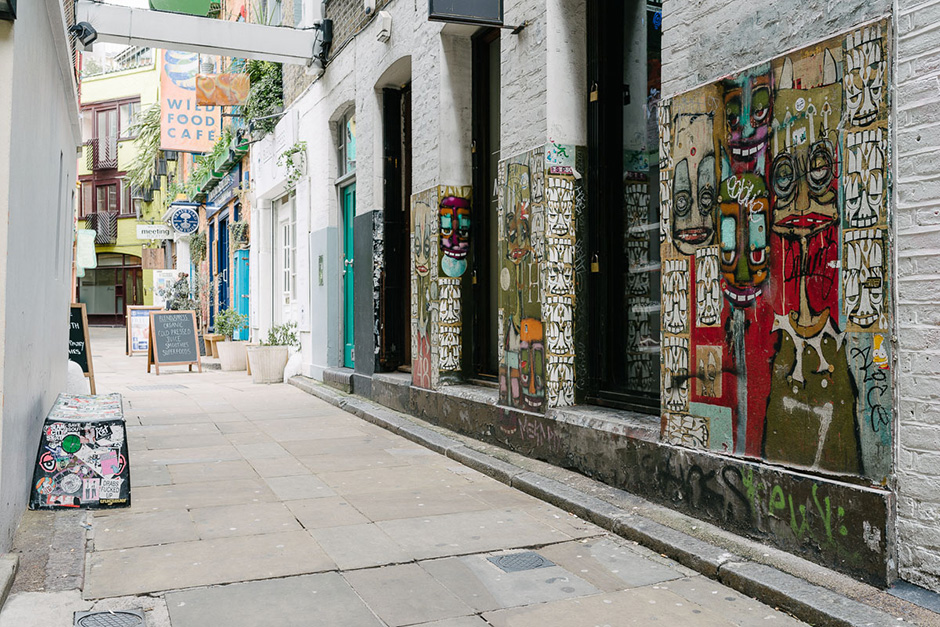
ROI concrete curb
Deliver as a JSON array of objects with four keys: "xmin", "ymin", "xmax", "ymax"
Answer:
[
  {"xmin": 288, "ymin": 376, "xmax": 906, "ymax": 627},
  {"xmin": 0, "ymin": 554, "xmax": 18, "ymax": 611}
]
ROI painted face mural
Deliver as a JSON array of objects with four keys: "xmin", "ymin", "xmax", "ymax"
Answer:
[
  {"xmin": 672, "ymin": 115, "xmax": 717, "ymax": 254},
  {"xmin": 844, "ymin": 229, "xmax": 885, "ymax": 329},
  {"xmin": 439, "ymin": 196, "xmax": 470, "ymax": 278},
  {"xmin": 413, "ymin": 201, "xmax": 432, "ymax": 278},
  {"xmin": 505, "ymin": 163, "xmax": 532, "ymax": 264},
  {"xmin": 771, "ymin": 54, "xmax": 841, "ymax": 240},
  {"xmin": 663, "ymin": 336, "xmax": 689, "ymax": 413},
  {"xmin": 845, "ymin": 129, "xmax": 885, "ymax": 228},
  {"xmin": 721, "ymin": 64, "xmax": 772, "ymax": 176},
  {"xmin": 662, "ymin": 258, "xmax": 689, "ymax": 334},
  {"xmin": 695, "ymin": 247, "xmax": 721, "ymax": 326},
  {"xmin": 718, "ymin": 174, "xmax": 769, "ymax": 307},
  {"xmin": 844, "ymin": 26, "xmax": 885, "ymax": 128},
  {"xmin": 519, "ymin": 318, "xmax": 545, "ymax": 411}
]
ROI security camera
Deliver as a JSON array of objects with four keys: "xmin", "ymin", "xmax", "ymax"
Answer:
[{"xmin": 69, "ymin": 22, "xmax": 98, "ymax": 49}]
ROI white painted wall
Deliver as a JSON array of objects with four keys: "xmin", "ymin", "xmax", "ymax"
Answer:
[
  {"xmin": 895, "ymin": 0, "xmax": 940, "ymax": 594},
  {"xmin": 0, "ymin": 0, "xmax": 80, "ymax": 551}
]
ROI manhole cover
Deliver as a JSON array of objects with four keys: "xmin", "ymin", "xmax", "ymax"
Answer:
[
  {"xmin": 127, "ymin": 384, "xmax": 188, "ymax": 391},
  {"xmin": 74, "ymin": 610, "xmax": 145, "ymax": 627},
  {"xmin": 487, "ymin": 551, "xmax": 555, "ymax": 573}
]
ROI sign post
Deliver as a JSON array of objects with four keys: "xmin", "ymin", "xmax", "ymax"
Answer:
[
  {"xmin": 148, "ymin": 310, "xmax": 202, "ymax": 375},
  {"xmin": 126, "ymin": 306, "xmax": 161, "ymax": 355},
  {"xmin": 69, "ymin": 303, "xmax": 96, "ymax": 394}
]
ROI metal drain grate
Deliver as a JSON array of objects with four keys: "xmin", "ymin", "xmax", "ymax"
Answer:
[
  {"xmin": 487, "ymin": 551, "xmax": 555, "ymax": 573},
  {"xmin": 74, "ymin": 610, "xmax": 145, "ymax": 627},
  {"xmin": 126, "ymin": 384, "xmax": 188, "ymax": 391}
]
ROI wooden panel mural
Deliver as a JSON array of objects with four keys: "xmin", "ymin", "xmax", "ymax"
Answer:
[
  {"xmin": 411, "ymin": 185, "xmax": 472, "ymax": 389},
  {"xmin": 660, "ymin": 18, "xmax": 892, "ymax": 483},
  {"xmin": 498, "ymin": 144, "xmax": 583, "ymax": 412}
]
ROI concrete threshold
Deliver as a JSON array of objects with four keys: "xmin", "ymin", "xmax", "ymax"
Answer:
[
  {"xmin": 289, "ymin": 374, "xmax": 932, "ymax": 627},
  {"xmin": 0, "ymin": 555, "xmax": 17, "ymax": 612}
]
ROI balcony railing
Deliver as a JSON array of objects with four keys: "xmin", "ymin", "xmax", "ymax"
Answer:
[
  {"xmin": 84, "ymin": 212, "xmax": 118, "ymax": 245},
  {"xmin": 86, "ymin": 136, "xmax": 119, "ymax": 170}
]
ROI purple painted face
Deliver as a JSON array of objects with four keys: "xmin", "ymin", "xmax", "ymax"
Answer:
[
  {"xmin": 439, "ymin": 197, "xmax": 470, "ymax": 260},
  {"xmin": 722, "ymin": 64, "xmax": 772, "ymax": 175}
]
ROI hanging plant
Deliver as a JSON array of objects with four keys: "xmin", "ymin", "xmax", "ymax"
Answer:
[
  {"xmin": 229, "ymin": 220, "xmax": 249, "ymax": 250},
  {"xmin": 127, "ymin": 104, "xmax": 162, "ymax": 190},
  {"xmin": 190, "ymin": 231, "xmax": 207, "ymax": 263},
  {"xmin": 242, "ymin": 60, "xmax": 283, "ymax": 137},
  {"xmin": 278, "ymin": 141, "xmax": 307, "ymax": 188}
]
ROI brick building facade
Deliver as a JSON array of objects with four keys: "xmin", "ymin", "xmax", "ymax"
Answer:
[{"xmin": 248, "ymin": 0, "xmax": 940, "ymax": 592}]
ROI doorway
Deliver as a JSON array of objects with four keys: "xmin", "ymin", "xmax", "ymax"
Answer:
[
  {"xmin": 586, "ymin": 0, "xmax": 663, "ymax": 412},
  {"xmin": 342, "ymin": 183, "xmax": 356, "ymax": 368},
  {"xmin": 79, "ymin": 253, "xmax": 143, "ymax": 325},
  {"xmin": 471, "ymin": 28, "xmax": 501, "ymax": 380},
  {"xmin": 218, "ymin": 212, "xmax": 230, "ymax": 314},
  {"xmin": 380, "ymin": 84, "xmax": 413, "ymax": 371}
]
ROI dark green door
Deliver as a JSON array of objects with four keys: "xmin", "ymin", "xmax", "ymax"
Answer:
[{"xmin": 342, "ymin": 183, "xmax": 356, "ymax": 368}]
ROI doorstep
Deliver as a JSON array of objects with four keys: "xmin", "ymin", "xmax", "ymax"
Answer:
[{"xmin": 288, "ymin": 374, "xmax": 917, "ymax": 627}]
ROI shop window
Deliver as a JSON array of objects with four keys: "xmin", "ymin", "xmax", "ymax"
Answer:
[
  {"xmin": 339, "ymin": 110, "xmax": 356, "ymax": 177},
  {"xmin": 587, "ymin": 0, "xmax": 663, "ymax": 412}
]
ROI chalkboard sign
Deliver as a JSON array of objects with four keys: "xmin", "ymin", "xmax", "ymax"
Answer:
[
  {"xmin": 69, "ymin": 304, "xmax": 96, "ymax": 394},
  {"xmin": 126, "ymin": 306, "xmax": 160, "ymax": 356},
  {"xmin": 148, "ymin": 310, "xmax": 202, "ymax": 375}
]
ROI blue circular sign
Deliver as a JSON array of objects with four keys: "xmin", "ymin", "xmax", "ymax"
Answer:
[{"xmin": 171, "ymin": 206, "xmax": 199, "ymax": 235}]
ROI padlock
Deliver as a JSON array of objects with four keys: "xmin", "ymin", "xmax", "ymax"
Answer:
[
  {"xmin": 589, "ymin": 82, "xmax": 599, "ymax": 102},
  {"xmin": 591, "ymin": 253, "xmax": 600, "ymax": 273},
  {"xmin": 472, "ymin": 270, "xmax": 478, "ymax": 285}
]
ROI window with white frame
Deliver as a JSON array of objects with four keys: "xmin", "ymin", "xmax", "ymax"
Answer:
[{"xmin": 278, "ymin": 192, "xmax": 297, "ymax": 306}]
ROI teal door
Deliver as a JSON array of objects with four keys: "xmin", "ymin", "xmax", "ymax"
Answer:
[
  {"xmin": 342, "ymin": 183, "xmax": 356, "ymax": 368},
  {"xmin": 234, "ymin": 249, "xmax": 250, "ymax": 340}
]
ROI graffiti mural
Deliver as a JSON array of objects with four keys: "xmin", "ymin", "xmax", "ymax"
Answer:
[
  {"xmin": 660, "ymin": 18, "xmax": 893, "ymax": 482},
  {"xmin": 498, "ymin": 146, "xmax": 582, "ymax": 411},
  {"xmin": 411, "ymin": 186, "xmax": 471, "ymax": 389}
]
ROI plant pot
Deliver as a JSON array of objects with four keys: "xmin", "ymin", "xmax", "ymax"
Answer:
[
  {"xmin": 246, "ymin": 345, "xmax": 289, "ymax": 384},
  {"xmin": 217, "ymin": 339, "xmax": 247, "ymax": 371}
]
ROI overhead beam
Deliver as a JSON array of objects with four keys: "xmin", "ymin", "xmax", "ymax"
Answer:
[{"xmin": 75, "ymin": 1, "xmax": 318, "ymax": 66}]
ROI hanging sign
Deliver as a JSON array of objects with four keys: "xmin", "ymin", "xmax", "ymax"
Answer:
[
  {"xmin": 160, "ymin": 50, "xmax": 221, "ymax": 152},
  {"xmin": 429, "ymin": 0, "xmax": 503, "ymax": 26},
  {"xmin": 137, "ymin": 224, "xmax": 172, "ymax": 240},
  {"xmin": 196, "ymin": 73, "xmax": 251, "ymax": 106},
  {"xmin": 170, "ymin": 204, "xmax": 200, "ymax": 235}
]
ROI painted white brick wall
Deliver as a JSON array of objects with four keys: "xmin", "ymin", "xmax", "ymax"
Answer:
[
  {"xmin": 503, "ymin": 0, "xmax": 549, "ymax": 157},
  {"xmin": 896, "ymin": 0, "xmax": 940, "ymax": 594},
  {"xmin": 661, "ymin": 0, "xmax": 891, "ymax": 96}
]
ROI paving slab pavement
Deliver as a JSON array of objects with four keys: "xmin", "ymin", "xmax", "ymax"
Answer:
[{"xmin": 1, "ymin": 327, "xmax": 931, "ymax": 626}]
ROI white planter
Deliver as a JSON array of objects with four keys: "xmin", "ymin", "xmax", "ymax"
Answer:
[
  {"xmin": 246, "ymin": 345, "xmax": 289, "ymax": 384},
  {"xmin": 217, "ymin": 340, "xmax": 248, "ymax": 371}
]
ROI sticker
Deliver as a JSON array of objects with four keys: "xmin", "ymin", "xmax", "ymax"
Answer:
[
  {"xmin": 39, "ymin": 451, "xmax": 57, "ymax": 472},
  {"xmin": 62, "ymin": 434, "xmax": 82, "ymax": 454},
  {"xmin": 82, "ymin": 478, "xmax": 100, "ymax": 501},
  {"xmin": 60, "ymin": 473, "xmax": 82, "ymax": 494},
  {"xmin": 99, "ymin": 478, "xmax": 123, "ymax": 500},
  {"xmin": 795, "ymin": 97, "xmax": 806, "ymax": 112},
  {"xmin": 35, "ymin": 477, "xmax": 55, "ymax": 495},
  {"xmin": 100, "ymin": 450, "xmax": 120, "ymax": 477}
]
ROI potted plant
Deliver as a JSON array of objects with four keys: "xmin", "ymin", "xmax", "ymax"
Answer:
[
  {"xmin": 246, "ymin": 321, "xmax": 298, "ymax": 384},
  {"xmin": 214, "ymin": 308, "xmax": 249, "ymax": 371}
]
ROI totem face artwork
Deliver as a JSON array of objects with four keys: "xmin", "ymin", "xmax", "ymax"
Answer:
[
  {"xmin": 721, "ymin": 63, "xmax": 772, "ymax": 176},
  {"xmin": 771, "ymin": 53, "xmax": 842, "ymax": 240},
  {"xmin": 672, "ymin": 114, "xmax": 717, "ymax": 254},
  {"xmin": 439, "ymin": 196, "xmax": 471, "ymax": 278},
  {"xmin": 659, "ymin": 19, "xmax": 893, "ymax": 482}
]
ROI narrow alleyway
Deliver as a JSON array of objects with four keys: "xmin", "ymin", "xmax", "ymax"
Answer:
[{"xmin": 2, "ymin": 328, "xmax": 811, "ymax": 625}]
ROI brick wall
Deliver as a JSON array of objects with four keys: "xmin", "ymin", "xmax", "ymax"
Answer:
[
  {"xmin": 896, "ymin": 0, "xmax": 940, "ymax": 594},
  {"xmin": 661, "ymin": 0, "xmax": 890, "ymax": 96}
]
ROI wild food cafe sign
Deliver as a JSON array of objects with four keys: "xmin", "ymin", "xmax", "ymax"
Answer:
[{"xmin": 160, "ymin": 50, "xmax": 221, "ymax": 152}]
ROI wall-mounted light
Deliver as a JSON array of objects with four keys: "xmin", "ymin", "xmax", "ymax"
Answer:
[
  {"xmin": 0, "ymin": 0, "xmax": 16, "ymax": 21},
  {"xmin": 68, "ymin": 21, "xmax": 98, "ymax": 49}
]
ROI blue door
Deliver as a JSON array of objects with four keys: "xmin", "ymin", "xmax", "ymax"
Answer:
[
  {"xmin": 218, "ymin": 215, "xmax": 230, "ymax": 313},
  {"xmin": 234, "ymin": 249, "xmax": 250, "ymax": 340}
]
